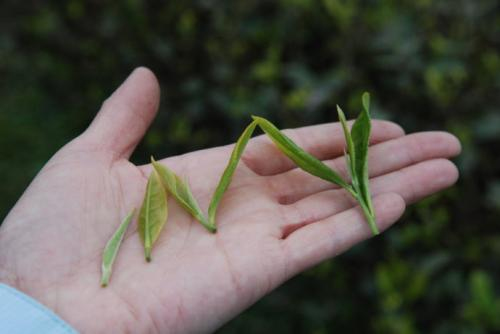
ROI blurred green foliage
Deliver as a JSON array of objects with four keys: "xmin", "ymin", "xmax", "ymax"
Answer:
[{"xmin": 1, "ymin": 0, "xmax": 500, "ymax": 332}]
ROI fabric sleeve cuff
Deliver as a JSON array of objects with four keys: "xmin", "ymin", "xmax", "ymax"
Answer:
[{"xmin": 0, "ymin": 283, "xmax": 78, "ymax": 334}]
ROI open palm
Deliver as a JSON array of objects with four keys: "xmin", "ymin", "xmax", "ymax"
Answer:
[{"xmin": 0, "ymin": 68, "xmax": 461, "ymax": 333}]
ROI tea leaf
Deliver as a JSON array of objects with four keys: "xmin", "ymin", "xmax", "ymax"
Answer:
[
  {"xmin": 362, "ymin": 91, "xmax": 370, "ymax": 112},
  {"xmin": 151, "ymin": 158, "xmax": 214, "ymax": 232},
  {"xmin": 337, "ymin": 105, "xmax": 357, "ymax": 188},
  {"xmin": 208, "ymin": 121, "xmax": 257, "ymax": 227},
  {"xmin": 351, "ymin": 92, "xmax": 373, "ymax": 214},
  {"xmin": 252, "ymin": 116, "xmax": 350, "ymax": 190},
  {"xmin": 101, "ymin": 208, "xmax": 135, "ymax": 287},
  {"xmin": 341, "ymin": 92, "xmax": 377, "ymax": 234},
  {"xmin": 139, "ymin": 169, "xmax": 168, "ymax": 261}
]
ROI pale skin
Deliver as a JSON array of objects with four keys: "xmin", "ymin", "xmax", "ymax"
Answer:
[{"xmin": 0, "ymin": 68, "xmax": 461, "ymax": 333}]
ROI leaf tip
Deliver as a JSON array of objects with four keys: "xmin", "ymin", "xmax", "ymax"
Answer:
[
  {"xmin": 336, "ymin": 105, "xmax": 346, "ymax": 120},
  {"xmin": 251, "ymin": 115, "xmax": 265, "ymax": 123},
  {"xmin": 150, "ymin": 156, "xmax": 157, "ymax": 164},
  {"xmin": 362, "ymin": 92, "xmax": 370, "ymax": 111}
]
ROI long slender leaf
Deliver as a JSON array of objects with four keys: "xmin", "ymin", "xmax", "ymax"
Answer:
[
  {"xmin": 341, "ymin": 92, "xmax": 377, "ymax": 235},
  {"xmin": 139, "ymin": 169, "xmax": 168, "ymax": 261},
  {"xmin": 362, "ymin": 91, "xmax": 370, "ymax": 112},
  {"xmin": 208, "ymin": 121, "xmax": 257, "ymax": 226},
  {"xmin": 351, "ymin": 92, "xmax": 373, "ymax": 214},
  {"xmin": 252, "ymin": 116, "xmax": 351, "ymax": 190},
  {"xmin": 151, "ymin": 158, "xmax": 214, "ymax": 232},
  {"xmin": 101, "ymin": 208, "xmax": 135, "ymax": 287},
  {"xmin": 337, "ymin": 105, "xmax": 357, "ymax": 189}
]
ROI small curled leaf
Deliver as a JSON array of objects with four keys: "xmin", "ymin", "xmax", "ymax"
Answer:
[
  {"xmin": 139, "ymin": 169, "xmax": 168, "ymax": 261},
  {"xmin": 151, "ymin": 158, "xmax": 214, "ymax": 232},
  {"xmin": 101, "ymin": 208, "xmax": 135, "ymax": 287}
]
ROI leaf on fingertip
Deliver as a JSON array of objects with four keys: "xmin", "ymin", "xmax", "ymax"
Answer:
[
  {"xmin": 101, "ymin": 208, "xmax": 135, "ymax": 287},
  {"xmin": 252, "ymin": 116, "xmax": 350, "ymax": 189},
  {"xmin": 139, "ymin": 169, "xmax": 168, "ymax": 262}
]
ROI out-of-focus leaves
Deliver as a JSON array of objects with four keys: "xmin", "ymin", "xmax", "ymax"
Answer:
[{"xmin": 462, "ymin": 271, "xmax": 500, "ymax": 330}]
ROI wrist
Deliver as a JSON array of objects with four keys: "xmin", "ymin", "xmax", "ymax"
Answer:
[
  {"xmin": 0, "ymin": 240, "xmax": 18, "ymax": 291},
  {"xmin": 0, "ymin": 270, "xmax": 17, "ymax": 291}
]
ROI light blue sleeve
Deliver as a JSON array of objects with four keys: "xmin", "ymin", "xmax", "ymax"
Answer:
[{"xmin": 0, "ymin": 283, "xmax": 78, "ymax": 334}]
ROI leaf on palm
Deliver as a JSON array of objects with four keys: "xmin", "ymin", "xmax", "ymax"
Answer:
[
  {"xmin": 208, "ymin": 121, "xmax": 257, "ymax": 227},
  {"xmin": 101, "ymin": 208, "xmax": 135, "ymax": 287},
  {"xmin": 139, "ymin": 169, "xmax": 168, "ymax": 261},
  {"xmin": 151, "ymin": 158, "xmax": 214, "ymax": 232}
]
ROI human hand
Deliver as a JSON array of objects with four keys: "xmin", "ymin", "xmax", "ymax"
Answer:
[{"xmin": 0, "ymin": 68, "xmax": 461, "ymax": 333}]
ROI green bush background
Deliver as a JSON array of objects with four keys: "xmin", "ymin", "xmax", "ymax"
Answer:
[{"xmin": 1, "ymin": 1, "xmax": 500, "ymax": 333}]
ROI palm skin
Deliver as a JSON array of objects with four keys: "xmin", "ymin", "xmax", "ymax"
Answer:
[{"xmin": 0, "ymin": 68, "xmax": 461, "ymax": 333}]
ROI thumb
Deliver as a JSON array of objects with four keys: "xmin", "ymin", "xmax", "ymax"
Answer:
[{"xmin": 82, "ymin": 67, "xmax": 160, "ymax": 159}]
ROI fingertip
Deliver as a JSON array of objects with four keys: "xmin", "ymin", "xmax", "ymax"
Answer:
[
  {"xmin": 132, "ymin": 66, "xmax": 160, "ymax": 96},
  {"xmin": 82, "ymin": 66, "xmax": 162, "ymax": 159},
  {"xmin": 373, "ymin": 192, "xmax": 406, "ymax": 232},
  {"xmin": 374, "ymin": 120, "xmax": 406, "ymax": 137},
  {"xmin": 446, "ymin": 132, "xmax": 462, "ymax": 157},
  {"xmin": 370, "ymin": 120, "xmax": 406, "ymax": 147},
  {"xmin": 385, "ymin": 192, "xmax": 406, "ymax": 214},
  {"xmin": 434, "ymin": 158, "xmax": 460, "ymax": 187},
  {"xmin": 448, "ymin": 160, "xmax": 460, "ymax": 185},
  {"xmin": 133, "ymin": 66, "xmax": 156, "ymax": 78},
  {"xmin": 421, "ymin": 131, "xmax": 463, "ymax": 158}
]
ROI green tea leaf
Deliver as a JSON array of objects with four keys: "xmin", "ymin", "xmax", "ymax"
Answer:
[
  {"xmin": 208, "ymin": 121, "xmax": 257, "ymax": 227},
  {"xmin": 252, "ymin": 116, "xmax": 350, "ymax": 189},
  {"xmin": 351, "ymin": 92, "xmax": 373, "ymax": 211},
  {"xmin": 151, "ymin": 158, "xmax": 214, "ymax": 232},
  {"xmin": 349, "ymin": 92, "xmax": 378, "ymax": 234},
  {"xmin": 362, "ymin": 91, "xmax": 370, "ymax": 112},
  {"xmin": 139, "ymin": 169, "xmax": 168, "ymax": 261},
  {"xmin": 101, "ymin": 208, "xmax": 135, "ymax": 287},
  {"xmin": 337, "ymin": 105, "xmax": 357, "ymax": 188}
]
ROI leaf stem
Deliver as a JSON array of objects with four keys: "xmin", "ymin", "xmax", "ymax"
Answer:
[
  {"xmin": 200, "ymin": 217, "xmax": 217, "ymax": 233},
  {"xmin": 343, "ymin": 185, "xmax": 378, "ymax": 235},
  {"xmin": 359, "ymin": 199, "xmax": 379, "ymax": 235},
  {"xmin": 344, "ymin": 185, "xmax": 357, "ymax": 198}
]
